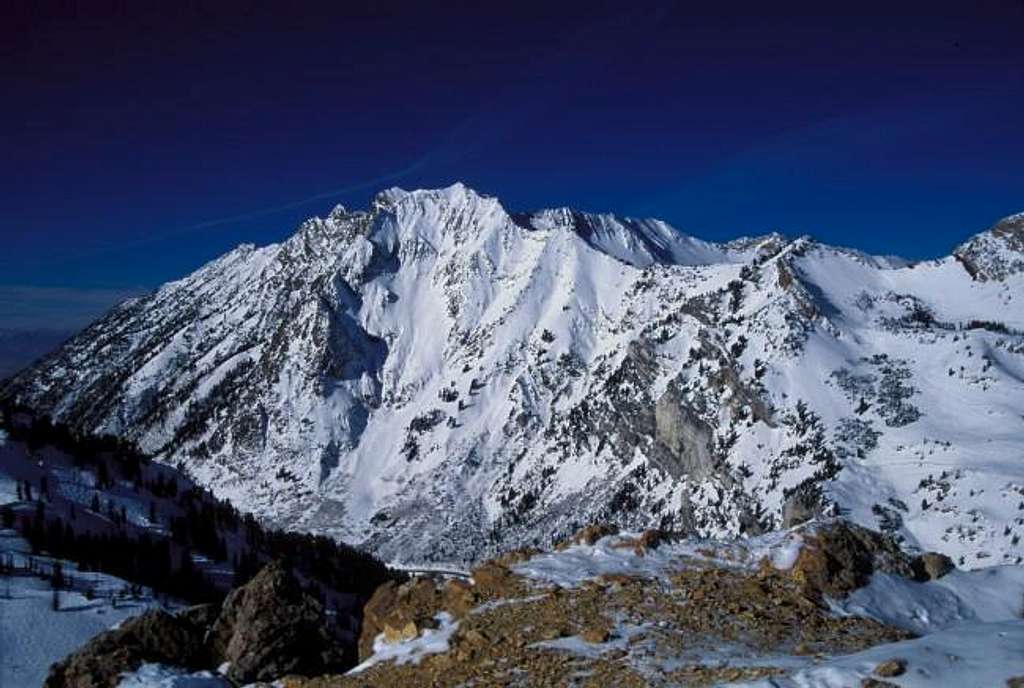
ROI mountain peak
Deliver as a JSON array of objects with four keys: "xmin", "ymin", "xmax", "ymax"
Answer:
[
  {"xmin": 372, "ymin": 182, "xmax": 492, "ymax": 209},
  {"xmin": 991, "ymin": 210, "xmax": 1024, "ymax": 241},
  {"xmin": 953, "ymin": 210, "xmax": 1024, "ymax": 281},
  {"xmin": 517, "ymin": 206, "xmax": 733, "ymax": 268}
]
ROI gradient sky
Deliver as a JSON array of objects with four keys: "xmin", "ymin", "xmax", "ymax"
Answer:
[{"xmin": 1, "ymin": 1, "xmax": 1023, "ymax": 332}]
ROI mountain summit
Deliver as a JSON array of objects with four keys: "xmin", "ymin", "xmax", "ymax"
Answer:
[{"xmin": 4, "ymin": 185, "xmax": 1023, "ymax": 566}]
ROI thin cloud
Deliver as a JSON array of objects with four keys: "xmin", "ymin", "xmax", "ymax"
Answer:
[
  {"xmin": 5, "ymin": 159, "xmax": 431, "ymax": 274},
  {"xmin": 0, "ymin": 284, "xmax": 148, "ymax": 331}
]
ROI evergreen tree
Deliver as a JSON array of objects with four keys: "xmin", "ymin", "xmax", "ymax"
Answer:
[
  {"xmin": 51, "ymin": 561, "xmax": 65, "ymax": 589},
  {"xmin": 97, "ymin": 461, "xmax": 110, "ymax": 489}
]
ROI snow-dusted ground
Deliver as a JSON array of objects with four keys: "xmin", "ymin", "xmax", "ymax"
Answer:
[
  {"xmin": 0, "ymin": 529, "xmax": 164, "ymax": 687},
  {"xmin": 0, "ymin": 450, "xmax": 156, "ymax": 684},
  {"xmin": 836, "ymin": 566, "xmax": 1024, "ymax": 635},
  {"xmin": 730, "ymin": 621, "xmax": 1024, "ymax": 688},
  {"xmin": 512, "ymin": 527, "xmax": 805, "ymax": 587},
  {"xmin": 117, "ymin": 664, "xmax": 228, "ymax": 688},
  {"xmin": 513, "ymin": 529, "xmax": 1024, "ymax": 687},
  {"xmin": 0, "ymin": 437, "xmax": 213, "ymax": 686}
]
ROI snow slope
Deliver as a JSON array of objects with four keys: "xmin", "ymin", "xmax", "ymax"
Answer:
[
  {"xmin": 731, "ymin": 621, "xmax": 1024, "ymax": 688},
  {"xmin": 0, "ymin": 529, "xmax": 165, "ymax": 687},
  {"xmin": 3, "ymin": 184, "xmax": 1023, "ymax": 566}
]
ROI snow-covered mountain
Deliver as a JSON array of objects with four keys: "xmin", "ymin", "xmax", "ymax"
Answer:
[{"xmin": 4, "ymin": 184, "xmax": 1023, "ymax": 567}]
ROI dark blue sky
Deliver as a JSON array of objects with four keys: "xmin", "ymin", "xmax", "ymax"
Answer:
[{"xmin": 1, "ymin": 1, "xmax": 1022, "ymax": 331}]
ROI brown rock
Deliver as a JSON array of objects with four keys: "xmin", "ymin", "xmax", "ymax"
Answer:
[
  {"xmin": 240, "ymin": 523, "xmax": 925, "ymax": 688},
  {"xmin": 1007, "ymin": 677, "xmax": 1024, "ymax": 688},
  {"xmin": 873, "ymin": 657, "xmax": 907, "ymax": 677},
  {"xmin": 491, "ymin": 547, "xmax": 541, "ymax": 566},
  {"xmin": 556, "ymin": 523, "xmax": 619, "ymax": 550},
  {"xmin": 861, "ymin": 680, "xmax": 900, "ymax": 688},
  {"xmin": 788, "ymin": 520, "xmax": 916, "ymax": 598},
  {"xmin": 359, "ymin": 580, "xmax": 400, "ymax": 659},
  {"xmin": 599, "ymin": 573, "xmax": 637, "ymax": 590},
  {"xmin": 581, "ymin": 626, "xmax": 610, "ymax": 644},
  {"xmin": 208, "ymin": 561, "xmax": 352, "ymax": 684},
  {"xmin": 442, "ymin": 578, "xmax": 476, "ymax": 617},
  {"xmin": 638, "ymin": 528, "xmax": 673, "ymax": 550},
  {"xmin": 912, "ymin": 552, "xmax": 955, "ymax": 581},
  {"xmin": 460, "ymin": 628, "xmax": 489, "ymax": 646},
  {"xmin": 400, "ymin": 577, "xmax": 439, "ymax": 606},
  {"xmin": 356, "ymin": 574, "xmax": 479, "ymax": 661},
  {"xmin": 539, "ymin": 626, "xmax": 569, "ymax": 640},
  {"xmin": 44, "ymin": 608, "xmax": 209, "ymax": 688},
  {"xmin": 470, "ymin": 562, "xmax": 520, "ymax": 598},
  {"xmin": 383, "ymin": 621, "xmax": 419, "ymax": 644}
]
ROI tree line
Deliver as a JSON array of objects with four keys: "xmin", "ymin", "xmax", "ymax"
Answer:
[{"xmin": 1, "ymin": 403, "xmax": 403, "ymax": 606}]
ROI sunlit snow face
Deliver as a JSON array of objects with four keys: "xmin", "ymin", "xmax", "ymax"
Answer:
[{"xmin": 5, "ymin": 185, "xmax": 1024, "ymax": 569}]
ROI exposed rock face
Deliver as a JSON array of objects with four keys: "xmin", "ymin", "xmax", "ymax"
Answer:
[
  {"xmin": 210, "ymin": 561, "xmax": 353, "ymax": 683},
  {"xmin": 555, "ymin": 523, "xmax": 619, "ymax": 549},
  {"xmin": 51, "ymin": 521, "xmax": 985, "ymax": 688},
  {"xmin": 358, "ymin": 575, "xmax": 482, "ymax": 660},
  {"xmin": 911, "ymin": 551, "xmax": 956, "ymax": 581},
  {"xmin": 954, "ymin": 212, "xmax": 1024, "ymax": 281},
  {"xmin": 873, "ymin": 657, "xmax": 908, "ymax": 677},
  {"xmin": 781, "ymin": 484, "xmax": 824, "ymax": 528},
  {"xmin": 44, "ymin": 608, "xmax": 210, "ymax": 688},
  {"xmin": 788, "ymin": 520, "xmax": 916, "ymax": 598},
  {"xmin": 652, "ymin": 385, "xmax": 715, "ymax": 479},
  {"xmin": 45, "ymin": 562, "xmax": 354, "ymax": 687}
]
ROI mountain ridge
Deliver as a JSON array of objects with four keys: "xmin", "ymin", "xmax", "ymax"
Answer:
[{"xmin": 3, "ymin": 184, "xmax": 1023, "ymax": 568}]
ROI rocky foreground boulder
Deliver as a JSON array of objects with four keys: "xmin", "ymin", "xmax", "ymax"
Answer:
[
  {"xmin": 44, "ymin": 561, "xmax": 353, "ymax": 687},
  {"xmin": 44, "ymin": 608, "xmax": 214, "ymax": 688},
  {"xmin": 209, "ymin": 561, "xmax": 353, "ymax": 683}
]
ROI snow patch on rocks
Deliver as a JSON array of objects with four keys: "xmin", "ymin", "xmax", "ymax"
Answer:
[{"xmin": 349, "ymin": 612, "xmax": 459, "ymax": 675}]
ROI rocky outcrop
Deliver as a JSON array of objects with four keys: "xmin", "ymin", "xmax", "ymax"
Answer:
[
  {"xmin": 358, "ymin": 576, "xmax": 479, "ymax": 661},
  {"xmin": 291, "ymin": 521, "xmax": 923, "ymax": 688},
  {"xmin": 911, "ymin": 551, "xmax": 956, "ymax": 581},
  {"xmin": 781, "ymin": 484, "xmax": 824, "ymax": 528},
  {"xmin": 49, "ymin": 520, "xmax": 970, "ymax": 688},
  {"xmin": 555, "ymin": 523, "xmax": 619, "ymax": 549},
  {"xmin": 651, "ymin": 385, "xmax": 715, "ymax": 479},
  {"xmin": 786, "ymin": 520, "xmax": 916, "ymax": 598},
  {"xmin": 45, "ymin": 561, "xmax": 354, "ymax": 687},
  {"xmin": 209, "ymin": 561, "xmax": 353, "ymax": 683},
  {"xmin": 954, "ymin": 212, "xmax": 1024, "ymax": 281},
  {"xmin": 44, "ymin": 608, "xmax": 211, "ymax": 688}
]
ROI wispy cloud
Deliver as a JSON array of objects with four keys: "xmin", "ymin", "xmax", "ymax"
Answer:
[{"xmin": 0, "ymin": 284, "xmax": 148, "ymax": 331}]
